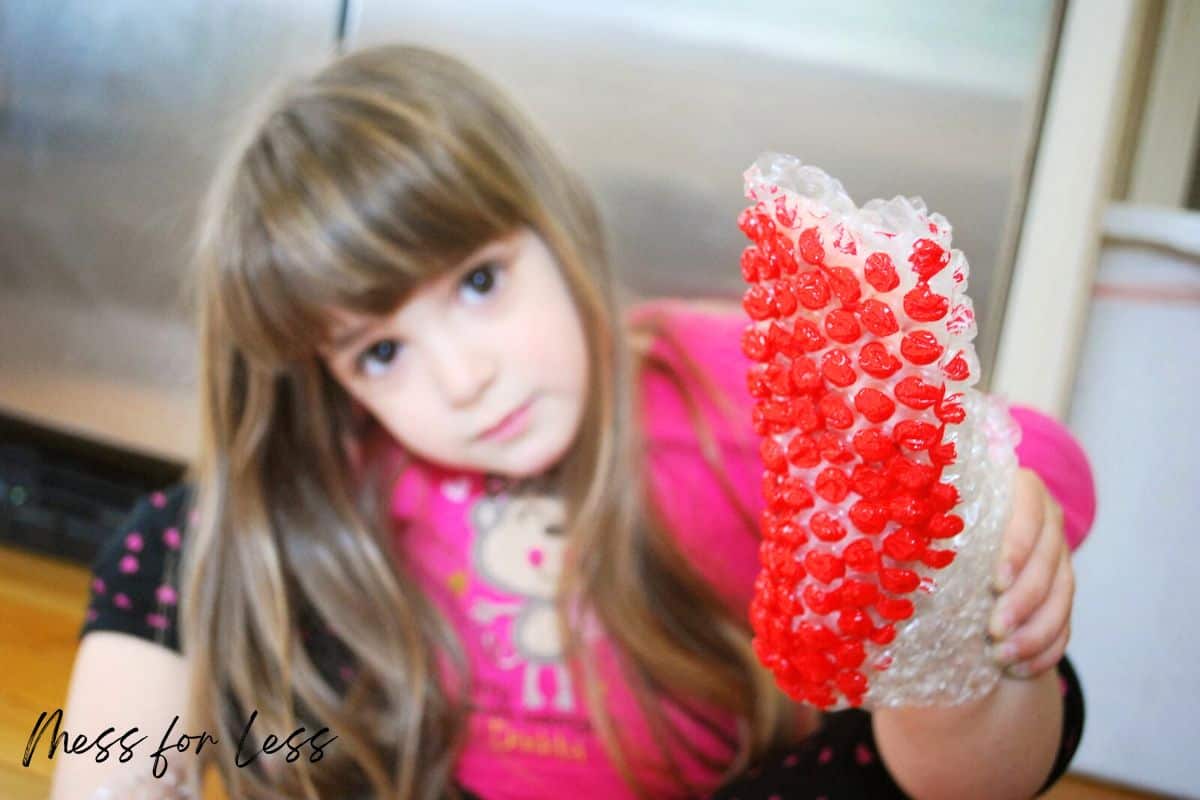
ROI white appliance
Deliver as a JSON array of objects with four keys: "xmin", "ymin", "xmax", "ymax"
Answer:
[{"xmin": 1066, "ymin": 202, "xmax": 1200, "ymax": 799}]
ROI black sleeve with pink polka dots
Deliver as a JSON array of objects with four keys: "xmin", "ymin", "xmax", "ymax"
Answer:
[
  {"xmin": 79, "ymin": 483, "xmax": 194, "ymax": 653},
  {"xmin": 708, "ymin": 655, "xmax": 1084, "ymax": 799}
]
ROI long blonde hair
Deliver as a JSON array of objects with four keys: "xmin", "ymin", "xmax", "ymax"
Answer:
[{"xmin": 180, "ymin": 43, "xmax": 808, "ymax": 799}]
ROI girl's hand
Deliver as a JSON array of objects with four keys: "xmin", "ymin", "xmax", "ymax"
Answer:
[{"xmin": 987, "ymin": 467, "xmax": 1075, "ymax": 680}]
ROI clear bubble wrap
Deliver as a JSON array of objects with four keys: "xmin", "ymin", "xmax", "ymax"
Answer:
[{"xmin": 737, "ymin": 152, "xmax": 1022, "ymax": 711}]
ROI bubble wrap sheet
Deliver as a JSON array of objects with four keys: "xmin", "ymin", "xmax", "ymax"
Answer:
[{"xmin": 738, "ymin": 152, "xmax": 1021, "ymax": 710}]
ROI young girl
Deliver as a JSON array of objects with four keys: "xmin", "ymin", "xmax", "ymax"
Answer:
[{"xmin": 56, "ymin": 44, "xmax": 1094, "ymax": 800}]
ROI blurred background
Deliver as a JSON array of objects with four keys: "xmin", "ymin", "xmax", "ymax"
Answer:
[{"xmin": 1, "ymin": 0, "xmax": 1197, "ymax": 798}]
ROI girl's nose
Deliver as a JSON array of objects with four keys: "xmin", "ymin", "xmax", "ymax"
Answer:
[{"xmin": 427, "ymin": 334, "xmax": 496, "ymax": 406}]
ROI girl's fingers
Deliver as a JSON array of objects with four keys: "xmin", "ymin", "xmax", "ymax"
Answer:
[
  {"xmin": 989, "ymin": 504, "xmax": 1064, "ymax": 641},
  {"xmin": 1005, "ymin": 617, "xmax": 1071, "ymax": 680},
  {"xmin": 994, "ymin": 469, "xmax": 1045, "ymax": 592},
  {"xmin": 991, "ymin": 547, "xmax": 1074, "ymax": 667}
]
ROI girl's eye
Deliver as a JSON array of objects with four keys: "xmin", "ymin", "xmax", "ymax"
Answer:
[
  {"xmin": 459, "ymin": 260, "xmax": 505, "ymax": 302},
  {"xmin": 356, "ymin": 339, "xmax": 402, "ymax": 377}
]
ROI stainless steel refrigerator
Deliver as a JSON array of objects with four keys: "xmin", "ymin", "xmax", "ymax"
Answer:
[{"xmin": 0, "ymin": 0, "xmax": 1061, "ymax": 558}]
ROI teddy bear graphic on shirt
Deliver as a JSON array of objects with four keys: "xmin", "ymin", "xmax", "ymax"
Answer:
[{"xmin": 467, "ymin": 489, "xmax": 576, "ymax": 713}]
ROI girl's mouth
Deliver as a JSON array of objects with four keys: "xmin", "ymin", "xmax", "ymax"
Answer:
[{"xmin": 477, "ymin": 396, "xmax": 536, "ymax": 442}]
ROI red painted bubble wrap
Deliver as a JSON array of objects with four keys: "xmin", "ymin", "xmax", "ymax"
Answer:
[{"xmin": 738, "ymin": 153, "xmax": 1021, "ymax": 711}]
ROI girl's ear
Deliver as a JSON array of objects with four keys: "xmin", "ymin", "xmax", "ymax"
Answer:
[
  {"xmin": 341, "ymin": 398, "xmax": 371, "ymax": 475},
  {"xmin": 345, "ymin": 399, "xmax": 402, "ymax": 485},
  {"xmin": 349, "ymin": 396, "xmax": 371, "ymax": 428}
]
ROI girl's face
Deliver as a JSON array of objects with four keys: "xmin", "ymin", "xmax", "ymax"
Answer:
[{"xmin": 319, "ymin": 227, "xmax": 590, "ymax": 479}]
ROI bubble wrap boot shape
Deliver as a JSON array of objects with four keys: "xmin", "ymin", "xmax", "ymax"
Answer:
[{"xmin": 738, "ymin": 153, "xmax": 1021, "ymax": 711}]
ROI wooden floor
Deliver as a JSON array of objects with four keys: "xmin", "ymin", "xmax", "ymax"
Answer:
[
  {"xmin": 0, "ymin": 544, "xmax": 225, "ymax": 799},
  {"xmin": 0, "ymin": 542, "xmax": 1171, "ymax": 799}
]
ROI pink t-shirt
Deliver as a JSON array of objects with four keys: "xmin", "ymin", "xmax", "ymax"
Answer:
[{"xmin": 390, "ymin": 299, "xmax": 1097, "ymax": 799}]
